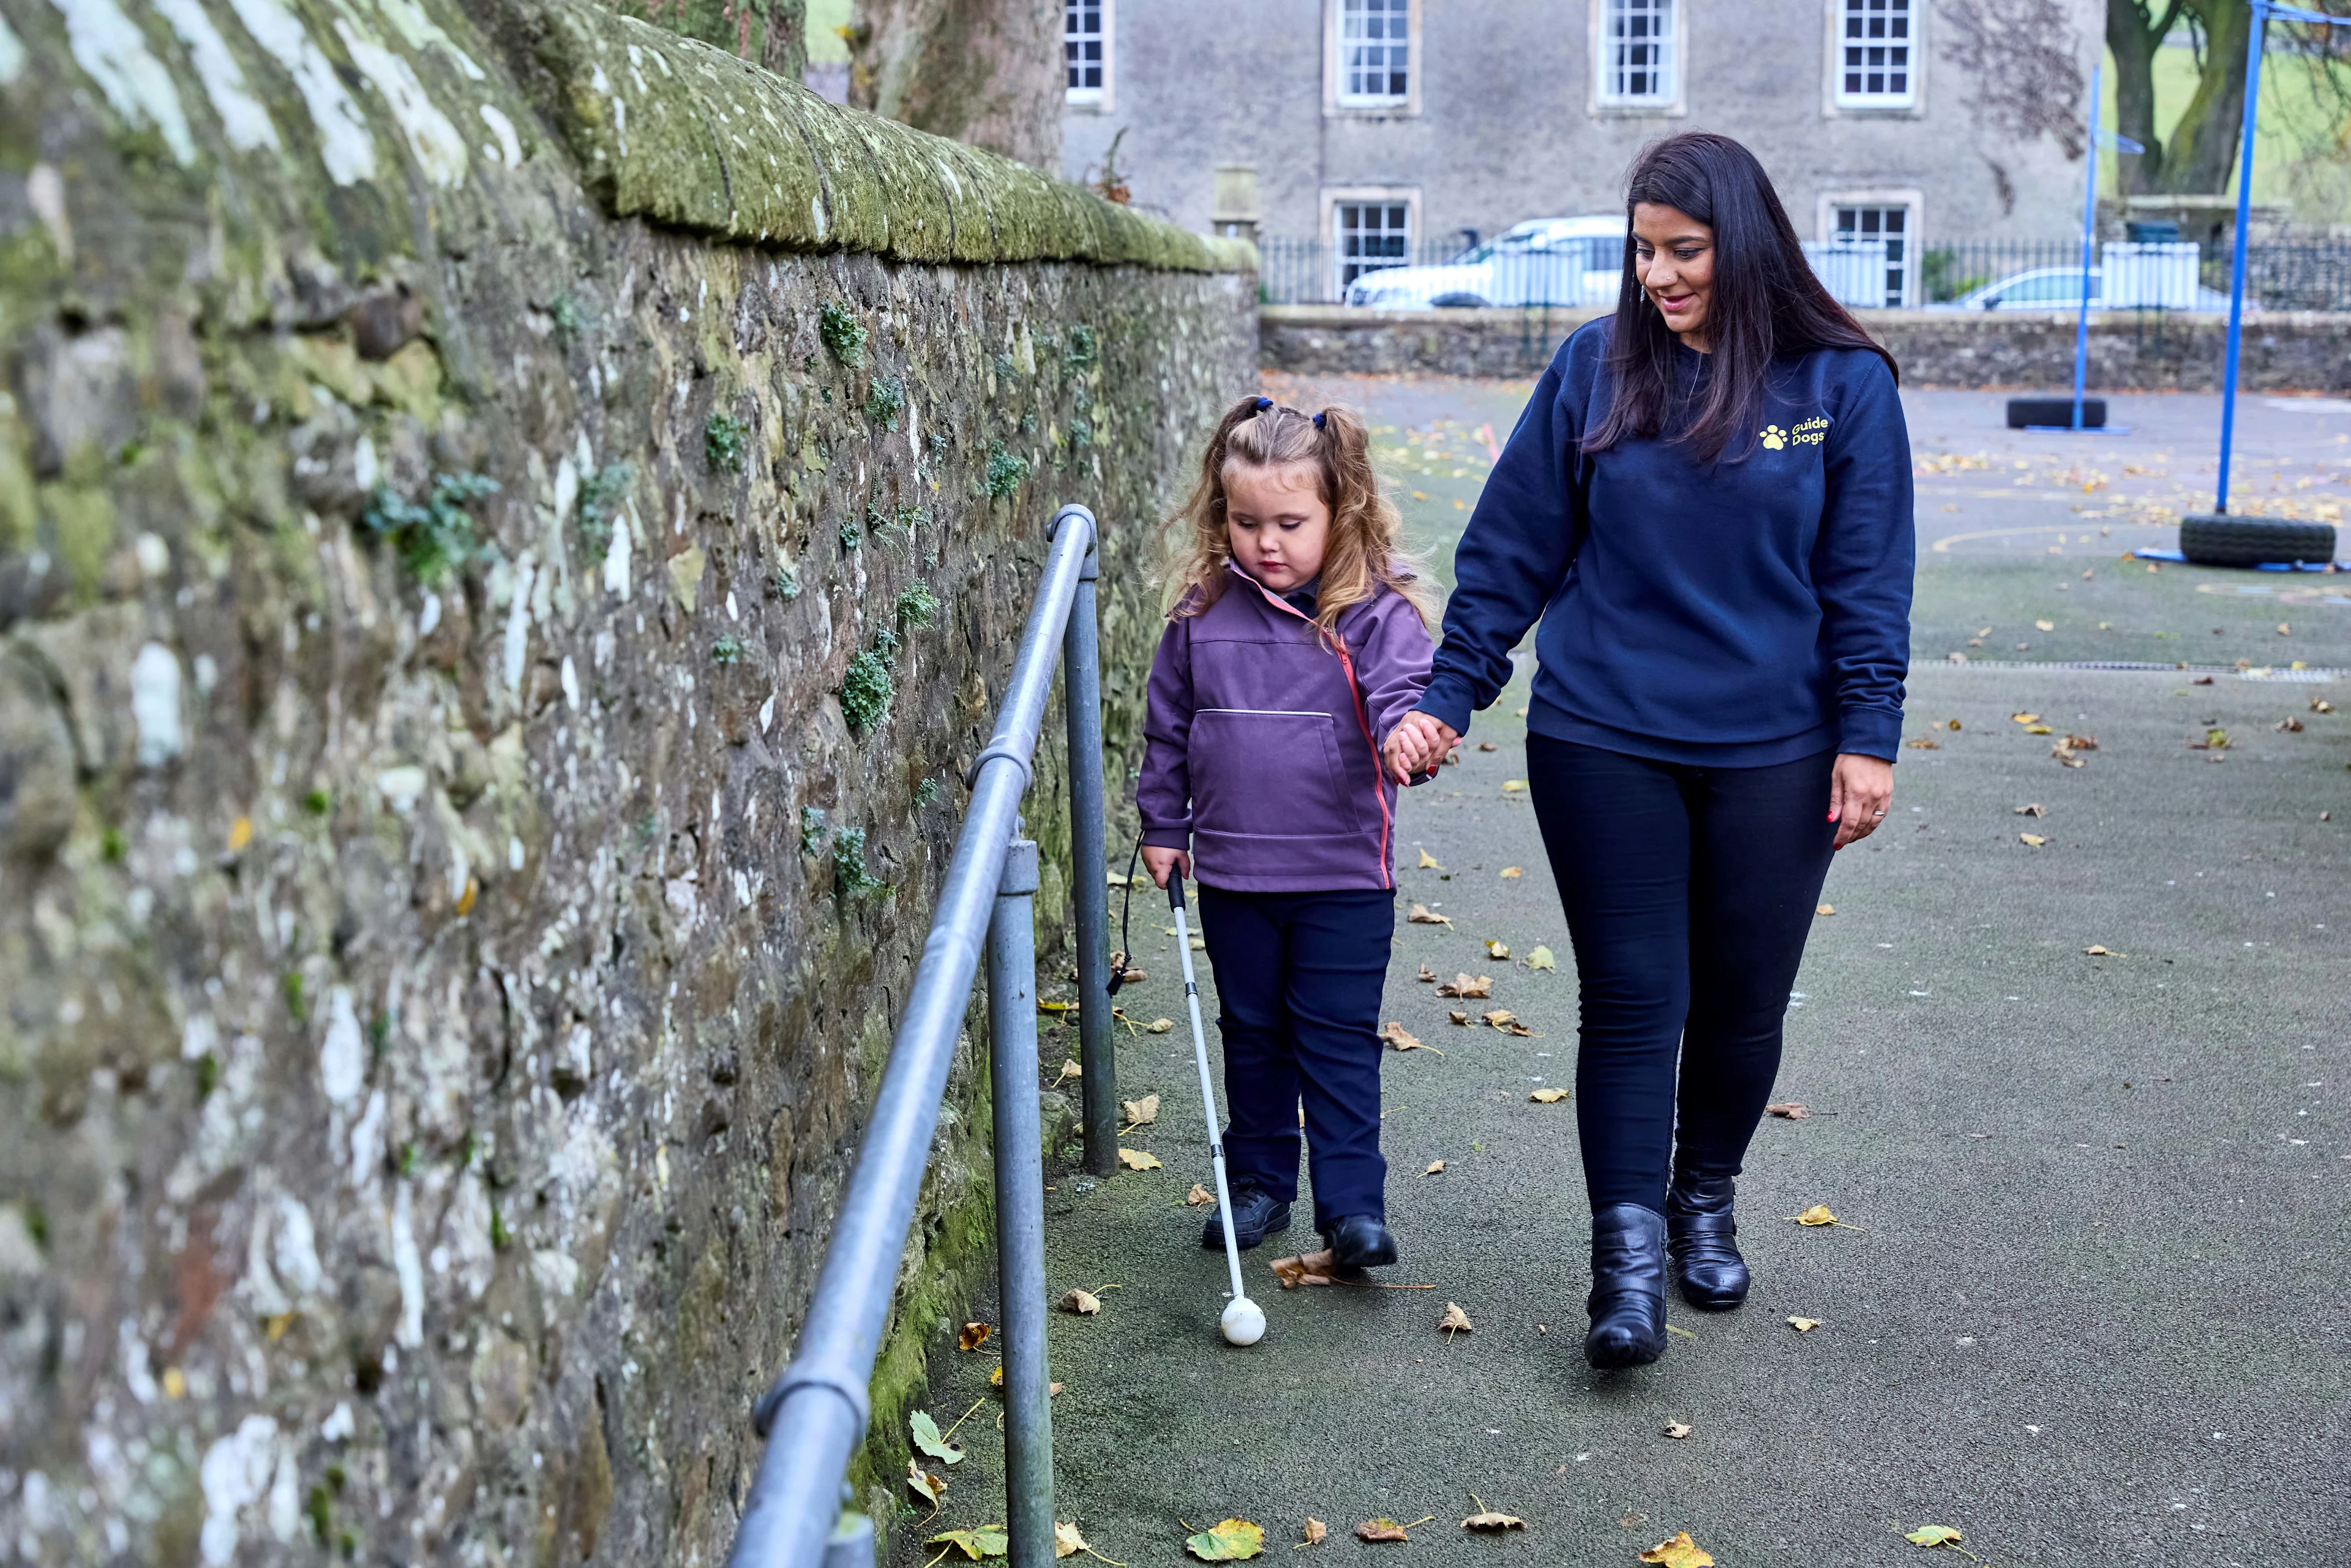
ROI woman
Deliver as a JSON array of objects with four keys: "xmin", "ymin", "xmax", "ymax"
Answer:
[{"xmin": 1385, "ymin": 132, "xmax": 1913, "ymax": 1369}]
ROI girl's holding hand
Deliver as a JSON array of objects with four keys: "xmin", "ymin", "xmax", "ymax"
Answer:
[{"xmin": 1137, "ymin": 396, "xmax": 1435, "ymax": 1270}]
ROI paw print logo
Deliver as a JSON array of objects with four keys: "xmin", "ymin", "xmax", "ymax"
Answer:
[{"xmin": 1760, "ymin": 424, "xmax": 1788, "ymax": 451}]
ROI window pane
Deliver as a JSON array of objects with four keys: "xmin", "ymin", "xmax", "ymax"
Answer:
[
  {"xmin": 1336, "ymin": 198, "xmax": 1414, "ymax": 289},
  {"xmin": 1065, "ymin": 0, "xmax": 1105, "ymax": 93},
  {"xmin": 1340, "ymin": 0, "xmax": 1409, "ymax": 99},
  {"xmin": 1838, "ymin": 0, "xmax": 1910, "ymax": 101}
]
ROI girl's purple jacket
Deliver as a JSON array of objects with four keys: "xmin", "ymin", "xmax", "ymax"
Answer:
[{"xmin": 1139, "ymin": 566, "xmax": 1434, "ymax": 893}]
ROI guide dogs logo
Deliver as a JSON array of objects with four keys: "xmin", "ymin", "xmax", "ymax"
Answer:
[{"xmin": 1760, "ymin": 416, "xmax": 1832, "ymax": 451}]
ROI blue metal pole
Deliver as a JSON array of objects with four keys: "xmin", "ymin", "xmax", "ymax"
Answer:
[
  {"xmin": 2072, "ymin": 60, "xmax": 2101, "ymax": 430},
  {"xmin": 1052, "ymin": 505, "xmax": 1117, "ymax": 1178},
  {"xmin": 2214, "ymin": 2, "xmax": 2270, "ymax": 514}
]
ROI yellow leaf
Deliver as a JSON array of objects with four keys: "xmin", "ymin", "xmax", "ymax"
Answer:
[
  {"xmin": 1638, "ymin": 1531, "xmax": 1715, "ymax": 1567},
  {"xmin": 1529, "ymin": 1088, "xmax": 1569, "ymax": 1103},
  {"xmin": 1380, "ymin": 1021, "xmax": 1439, "ymax": 1054},
  {"xmin": 958, "ymin": 1322, "xmax": 992, "ymax": 1351},
  {"xmin": 2019, "ymin": 833, "xmax": 2047, "ymax": 847},
  {"xmin": 162, "ymin": 1367, "xmax": 187, "ymax": 1399},
  {"xmin": 1185, "ymin": 1520, "xmax": 1265, "ymax": 1561},
  {"xmin": 1185, "ymin": 1183, "xmax": 1214, "ymax": 1206},
  {"xmin": 1498, "ymin": 866, "xmax": 1523, "ymax": 879},
  {"xmin": 1526, "ymin": 945, "xmax": 1556, "ymax": 970},
  {"xmin": 1120, "ymin": 1094, "xmax": 1159, "ymax": 1127},
  {"xmin": 1147, "ymin": 1018, "xmax": 1173, "ymax": 1033},
  {"xmin": 2082, "ymin": 943, "xmax": 2124, "ymax": 957},
  {"xmin": 1815, "ymin": 904, "xmax": 1835, "ymax": 916},
  {"xmin": 1055, "ymin": 1060, "xmax": 1082, "ymax": 1084},
  {"xmin": 1905, "ymin": 738, "xmax": 1941, "ymax": 750},
  {"xmin": 927, "ymin": 1526, "xmax": 1007, "ymax": 1559},
  {"xmin": 1480, "ymin": 1008, "xmax": 1516, "ymax": 1029},
  {"xmin": 1906, "ymin": 1525, "xmax": 1965, "ymax": 1548},
  {"xmin": 1423, "ymin": 1160, "xmax": 1446, "ymax": 1176},
  {"xmin": 455, "ymin": 877, "xmax": 479, "ymax": 917},
  {"xmin": 1038, "ymin": 999, "xmax": 1076, "ymax": 1013},
  {"xmin": 228, "ymin": 816, "xmax": 253, "ymax": 852},
  {"xmin": 1061, "ymin": 1288, "xmax": 1100, "ymax": 1315},
  {"xmin": 1786, "ymin": 1315, "xmax": 1820, "ymax": 1332},
  {"xmin": 2036, "ymin": 620, "xmax": 2055, "ymax": 631},
  {"xmin": 2010, "ymin": 712, "xmax": 2040, "ymax": 724},
  {"xmin": 1794, "ymin": 1204, "xmax": 1839, "ymax": 1226},
  {"xmin": 1406, "ymin": 903, "xmax": 1452, "ymax": 925},
  {"xmin": 1116, "ymin": 1148, "xmax": 1161, "ymax": 1171},
  {"xmin": 1485, "ymin": 940, "xmax": 1510, "ymax": 960},
  {"xmin": 1055, "ymin": 1521, "xmax": 1087, "ymax": 1559},
  {"xmin": 1501, "ymin": 779, "xmax": 1526, "ymax": 792},
  {"xmin": 1417, "ymin": 849, "xmax": 1444, "ymax": 870},
  {"xmin": 1439, "ymin": 1302, "xmax": 1472, "ymax": 1337}
]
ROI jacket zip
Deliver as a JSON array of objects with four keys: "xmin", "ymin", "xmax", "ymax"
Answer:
[{"xmin": 1236, "ymin": 575, "xmax": 1395, "ymax": 890}]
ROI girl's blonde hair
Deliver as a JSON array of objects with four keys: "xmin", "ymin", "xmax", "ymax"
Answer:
[{"xmin": 1160, "ymin": 396, "xmax": 1437, "ymax": 639}]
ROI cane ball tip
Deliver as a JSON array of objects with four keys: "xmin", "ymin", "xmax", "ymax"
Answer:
[{"xmin": 1220, "ymin": 1296, "xmax": 1266, "ymax": 1346}]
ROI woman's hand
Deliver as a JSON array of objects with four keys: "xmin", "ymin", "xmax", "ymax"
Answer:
[
  {"xmin": 1826, "ymin": 754, "xmax": 1894, "ymax": 850},
  {"xmin": 1140, "ymin": 846, "xmax": 1192, "ymax": 888},
  {"xmin": 1384, "ymin": 711, "xmax": 1461, "ymax": 784}
]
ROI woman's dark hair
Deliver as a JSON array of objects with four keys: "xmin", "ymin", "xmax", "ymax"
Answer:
[{"xmin": 1584, "ymin": 131, "xmax": 1898, "ymax": 463}]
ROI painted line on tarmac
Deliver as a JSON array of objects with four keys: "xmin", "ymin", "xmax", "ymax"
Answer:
[{"xmin": 1930, "ymin": 658, "xmax": 2341, "ymax": 683}]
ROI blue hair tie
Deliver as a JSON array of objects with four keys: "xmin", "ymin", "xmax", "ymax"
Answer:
[
  {"xmin": 1313, "ymin": 411, "xmax": 1327, "ymax": 429},
  {"xmin": 1253, "ymin": 396, "xmax": 1273, "ymax": 412}
]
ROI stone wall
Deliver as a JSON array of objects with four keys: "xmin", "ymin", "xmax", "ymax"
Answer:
[
  {"xmin": 1260, "ymin": 305, "xmax": 2351, "ymax": 392},
  {"xmin": 0, "ymin": 5, "xmax": 1254, "ymax": 1567}
]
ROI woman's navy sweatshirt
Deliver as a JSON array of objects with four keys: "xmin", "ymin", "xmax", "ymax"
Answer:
[{"xmin": 1418, "ymin": 320, "xmax": 1914, "ymax": 765}]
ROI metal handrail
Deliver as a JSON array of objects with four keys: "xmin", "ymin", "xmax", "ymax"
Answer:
[{"xmin": 729, "ymin": 504, "xmax": 1115, "ymax": 1568}]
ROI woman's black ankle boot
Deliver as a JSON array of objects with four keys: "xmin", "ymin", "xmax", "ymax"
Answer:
[
  {"xmin": 1666, "ymin": 1172, "xmax": 1750, "ymax": 1310},
  {"xmin": 1584, "ymin": 1203, "xmax": 1669, "ymax": 1369}
]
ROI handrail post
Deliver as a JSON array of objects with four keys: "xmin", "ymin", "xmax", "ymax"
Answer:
[
  {"xmin": 1052, "ymin": 505, "xmax": 1117, "ymax": 1176},
  {"xmin": 986, "ymin": 833, "xmax": 1056, "ymax": 1568}
]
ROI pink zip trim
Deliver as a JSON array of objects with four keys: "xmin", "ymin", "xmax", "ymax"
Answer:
[{"xmin": 1238, "ymin": 573, "xmax": 1395, "ymax": 890}]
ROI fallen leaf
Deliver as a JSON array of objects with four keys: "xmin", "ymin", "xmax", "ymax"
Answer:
[
  {"xmin": 2025, "ymin": 724, "xmax": 2053, "ymax": 735},
  {"xmin": 1147, "ymin": 1018, "xmax": 1173, "ymax": 1034},
  {"xmin": 1423, "ymin": 1160, "xmax": 1446, "ymax": 1176},
  {"xmin": 910, "ymin": 1409, "xmax": 965, "ymax": 1465},
  {"xmin": 2063, "ymin": 733, "xmax": 2098, "ymax": 751},
  {"xmin": 1355, "ymin": 1520, "xmax": 1412, "ymax": 1544},
  {"xmin": 1485, "ymin": 940, "xmax": 1511, "ymax": 960},
  {"xmin": 1944, "ymin": 718, "xmax": 1963, "ymax": 732},
  {"xmin": 2013, "ymin": 803, "xmax": 2047, "ymax": 817},
  {"xmin": 1499, "ymin": 866, "xmax": 1523, "ymax": 879},
  {"xmin": 1416, "ymin": 963, "xmax": 1436, "ymax": 983},
  {"xmin": 907, "ymin": 1460, "xmax": 946, "ymax": 1506},
  {"xmin": 1417, "ymin": 849, "xmax": 1444, "ymax": 870},
  {"xmin": 1447, "ymin": 1010, "xmax": 1470, "ymax": 1026},
  {"xmin": 228, "ymin": 816, "xmax": 253, "ymax": 852},
  {"xmin": 1638, "ymin": 1531, "xmax": 1715, "ymax": 1567},
  {"xmin": 1905, "ymin": 738, "xmax": 1941, "ymax": 750},
  {"xmin": 1501, "ymin": 779, "xmax": 1526, "ymax": 793},
  {"xmin": 1300, "ymin": 1519, "xmax": 1327, "ymax": 1547},
  {"xmin": 1053, "ymin": 1522, "xmax": 1089, "ymax": 1559},
  {"xmin": 1905, "ymin": 1525, "xmax": 1965, "ymax": 1549},
  {"xmin": 1460, "ymin": 1507, "xmax": 1524, "ymax": 1533},
  {"xmin": 1055, "ymin": 1060, "xmax": 1082, "ymax": 1084},
  {"xmin": 1108, "ymin": 870, "xmax": 1145, "ymax": 889},
  {"xmin": 1766, "ymin": 1102, "xmax": 1809, "ymax": 1119},
  {"xmin": 1815, "ymin": 904, "xmax": 1835, "ymax": 916},
  {"xmin": 1116, "ymin": 1148, "xmax": 1161, "ymax": 1171},
  {"xmin": 1407, "ymin": 904, "xmax": 1452, "ymax": 925},
  {"xmin": 958, "ymin": 1322, "xmax": 992, "ymax": 1352},
  {"xmin": 1477, "ymin": 741, "xmax": 1498, "ymax": 751},
  {"xmin": 2193, "ymin": 674, "xmax": 2215, "ymax": 685},
  {"xmin": 1795, "ymin": 1205, "xmax": 1838, "ymax": 1226},
  {"xmin": 1480, "ymin": 1008, "xmax": 1517, "ymax": 1029},
  {"xmin": 1062, "ymin": 1288, "xmax": 1100, "ymax": 1315},
  {"xmin": 1186, "ymin": 1520, "xmax": 1265, "ymax": 1561},
  {"xmin": 1529, "ymin": 1088, "xmax": 1569, "ymax": 1103},
  {"xmin": 2010, "ymin": 712, "xmax": 2040, "ymax": 725},
  {"xmin": 2278, "ymin": 716, "xmax": 2306, "ymax": 732},
  {"xmin": 2019, "ymin": 833, "xmax": 2047, "ymax": 847},
  {"xmin": 2314, "ymin": 699, "xmax": 2336, "ymax": 714},
  {"xmin": 2082, "ymin": 944, "xmax": 2124, "ymax": 957},
  {"xmin": 1786, "ymin": 1316, "xmax": 1820, "ymax": 1332},
  {"xmin": 1038, "ymin": 999, "xmax": 1076, "ymax": 1014},
  {"xmin": 1380, "ymin": 1021, "xmax": 1439, "ymax": 1054},
  {"xmin": 928, "ymin": 1526, "xmax": 1008, "ymax": 1560},
  {"xmin": 1269, "ymin": 1249, "xmax": 1338, "ymax": 1288},
  {"xmin": 1526, "ymin": 945, "xmax": 1556, "ymax": 970},
  {"xmin": 1439, "ymin": 1302, "xmax": 1473, "ymax": 1337},
  {"xmin": 1186, "ymin": 1183, "xmax": 1214, "ymax": 1206},
  {"xmin": 1120, "ymin": 1094, "xmax": 1159, "ymax": 1128},
  {"xmin": 1436, "ymin": 973, "xmax": 1493, "ymax": 999},
  {"xmin": 1663, "ymin": 1421, "xmax": 1692, "ymax": 1439},
  {"xmin": 2035, "ymin": 619, "xmax": 2055, "ymax": 631}
]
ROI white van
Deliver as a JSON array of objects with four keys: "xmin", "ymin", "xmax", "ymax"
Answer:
[{"xmin": 1343, "ymin": 216, "xmax": 1628, "ymax": 310}]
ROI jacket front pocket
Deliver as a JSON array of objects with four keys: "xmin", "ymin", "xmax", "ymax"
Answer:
[{"xmin": 1188, "ymin": 710, "xmax": 1355, "ymax": 839}]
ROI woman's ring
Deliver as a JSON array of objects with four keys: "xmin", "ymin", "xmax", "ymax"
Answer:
[{"xmin": 1872, "ymin": 809, "xmax": 1887, "ymax": 817}]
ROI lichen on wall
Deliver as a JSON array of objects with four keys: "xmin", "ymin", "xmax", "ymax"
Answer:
[{"xmin": 0, "ymin": 3, "xmax": 1254, "ymax": 1564}]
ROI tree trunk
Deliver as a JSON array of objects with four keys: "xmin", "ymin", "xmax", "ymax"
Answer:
[
  {"xmin": 2107, "ymin": 0, "xmax": 2177, "ymax": 194},
  {"xmin": 849, "ymin": 0, "xmax": 1063, "ymax": 170},
  {"xmin": 2158, "ymin": 0, "xmax": 2254, "ymax": 193},
  {"xmin": 593, "ymin": 1, "xmax": 808, "ymax": 80}
]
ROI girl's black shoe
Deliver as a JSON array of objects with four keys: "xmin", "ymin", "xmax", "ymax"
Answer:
[
  {"xmin": 1202, "ymin": 1185, "xmax": 1290, "ymax": 1250},
  {"xmin": 1323, "ymin": 1214, "xmax": 1398, "ymax": 1269},
  {"xmin": 1584, "ymin": 1202, "xmax": 1669, "ymax": 1369},
  {"xmin": 1667, "ymin": 1172, "xmax": 1750, "ymax": 1310}
]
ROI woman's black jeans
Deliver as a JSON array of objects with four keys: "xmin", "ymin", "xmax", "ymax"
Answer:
[{"xmin": 1526, "ymin": 735, "xmax": 1840, "ymax": 1215}]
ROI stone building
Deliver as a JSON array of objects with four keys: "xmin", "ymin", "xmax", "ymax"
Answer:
[{"xmin": 1060, "ymin": 0, "xmax": 2106, "ymax": 304}]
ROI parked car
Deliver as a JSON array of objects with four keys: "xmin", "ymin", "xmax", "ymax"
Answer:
[
  {"xmin": 1932, "ymin": 265, "xmax": 2237, "ymax": 313},
  {"xmin": 1343, "ymin": 216, "xmax": 1627, "ymax": 309}
]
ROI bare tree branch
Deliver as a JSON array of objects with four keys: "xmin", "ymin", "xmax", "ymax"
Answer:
[{"xmin": 1940, "ymin": 0, "xmax": 2089, "ymax": 159}]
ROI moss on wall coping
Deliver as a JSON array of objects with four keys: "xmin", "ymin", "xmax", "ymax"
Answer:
[{"xmin": 512, "ymin": 0, "xmax": 1255, "ymax": 273}]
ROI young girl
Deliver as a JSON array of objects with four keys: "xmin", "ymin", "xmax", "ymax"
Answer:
[{"xmin": 1137, "ymin": 396, "xmax": 1436, "ymax": 1270}]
